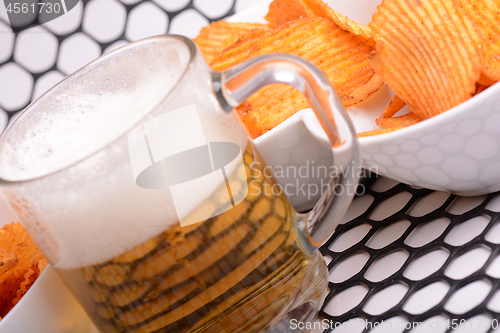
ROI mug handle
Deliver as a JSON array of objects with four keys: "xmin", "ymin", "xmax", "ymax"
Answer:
[{"xmin": 212, "ymin": 54, "xmax": 361, "ymax": 249}]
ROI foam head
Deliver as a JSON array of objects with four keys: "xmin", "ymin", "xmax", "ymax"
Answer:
[{"xmin": 0, "ymin": 36, "xmax": 248, "ymax": 269}]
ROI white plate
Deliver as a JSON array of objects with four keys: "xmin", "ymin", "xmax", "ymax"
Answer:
[
  {"xmin": 0, "ymin": 192, "xmax": 97, "ymax": 333},
  {"xmin": 234, "ymin": 0, "xmax": 500, "ymax": 196}
]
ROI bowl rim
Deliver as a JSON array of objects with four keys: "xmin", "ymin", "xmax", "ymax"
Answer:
[{"xmin": 357, "ymin": 80, "xmax": 500, "ymax": 145}]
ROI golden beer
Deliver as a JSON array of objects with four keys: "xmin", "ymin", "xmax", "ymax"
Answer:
[{"xmin": 56, "ymin": 145, "xmax": 324, "ymax": 333}]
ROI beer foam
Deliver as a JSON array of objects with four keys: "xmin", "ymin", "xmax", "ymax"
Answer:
[
  {"xmin": 0, "ymin": 38, "xmax": 249, "ymax": 269},
  {"xmin": 0, "ymin": 41, "xmax": 186, "ymax": 182}
]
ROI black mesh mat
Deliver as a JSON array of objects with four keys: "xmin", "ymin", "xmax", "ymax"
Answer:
[{"xmin": 318, "ymin": 173, "xmax": 500, "ymax": 333}]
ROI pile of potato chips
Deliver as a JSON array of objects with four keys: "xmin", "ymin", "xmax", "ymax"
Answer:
[
  {"xmin": 0, "ymin": 223, "xmax": 48, "ymax": 320},
  {"xmin": 194, "ymin": 0, "xmax": 500, "ymax": 138}
]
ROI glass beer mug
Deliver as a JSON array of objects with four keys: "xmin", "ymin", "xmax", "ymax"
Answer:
[{"xmin": 0, "ymin": 35, "xmax": 359, "ymax": 333}]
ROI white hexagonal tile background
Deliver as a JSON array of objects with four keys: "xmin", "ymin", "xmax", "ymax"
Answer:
[
  {"xmin": 235, "ymin": 0, "xmax": 256, "ymax": 12},
  {"xmin": 125, "ymin": 2, "xmax": 169, "ymax": 41},
  {"xmin": 0, "ymin": 0, "xmax": 246, "ymax": 127},
  {"xmin": 0, "ymin": 21, "xmax": 15, "ymax": 63},
  {"xmin": 32, "ymin": 70, "xmax": 66, "ymax": 100},
  {"xmin": 119, "ymin": 0, "xmax": 142, "ymax": 5},
  {"xmin": 83, "ymin": 0, "xmax": 127, "ymax": 43},
  {"xmin": 169, "ymin": 8, "xmax": 209, "ymax": 38},
  {"xmin": 103, "ymin": 39, "xmax": 130, "ymax": 54},
  {"xmin": 0, "ymin": 62, "xmax": 33, "ymax": 111},
  {"xmin": 0, "ymin": 107, "xmax": 7, "ymax": 133},
  {"xmin": 14, "ymin": 26, "xmax": 58, "ymax": 73},
  {"xmin": 57, "ymin": 32, "xmax": 101, "ymax": 74},
  {"xmin": 194, "ymin": 0, "xmax": 233, "ymax": 19},
  {"xmin": 42, "ymin": 0, "xmax": 84, "ymax": 35}
]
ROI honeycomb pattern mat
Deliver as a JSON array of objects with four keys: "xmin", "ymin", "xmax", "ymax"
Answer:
[{"xmin": 318, "ymin": 174, "xmax": 500, "ymax": 333}]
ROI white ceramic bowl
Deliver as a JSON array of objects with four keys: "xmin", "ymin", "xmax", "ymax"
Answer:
[{"xmin": 234, "ymin": 0, "xmax": 500, "ymax": 196}]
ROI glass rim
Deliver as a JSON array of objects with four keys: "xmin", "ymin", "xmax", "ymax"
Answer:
[{"xmin": 0, "ymin": 34, "xmax": 198, "ymax": 184}]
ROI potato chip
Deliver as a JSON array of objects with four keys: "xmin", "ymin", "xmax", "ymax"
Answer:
[
  {"xmin": 456, "ymin": 0, "xmax": 500, "ymax": 84},
  {"xmin": 380, "ymin": 95, "xmax": 406, "ymax": 119},
  {"xmin": 265, "ymin": 0, "xmax": 373, "ymax": 45},
  {"xmin": 375, "ymin": 112, "xmax": 423, "ymax": 129},
  {"xmin": 11, "ymin": 258, "xmax": 45, "ymax": 306},
  {"xmin": 264, "ymin": 0, "xmax": 313, "ymax": 27},
  {"xmin": 478, "ymin": 73, "xmax": 497, "ymax": 87},
  {"xmin": 0, "ymin": 222, "xmax": 31, "ymax": 251},
  {"xmin": 210, "ymin": 29, "xmax": 270, "ymax": 72},
  {"xmin": 263, "ymin": 0, "xmax": 280, "ymax": 29},
  {"xmin": 475, "ymin": 83, "xmax": 490, "ymax": 96},
  {"xmin": 212, "ymin": 17, "xmax": 383, "ymax": 138},
  {"xmin": 0, "ymin": 242, "xmax": 46, "ymax": 281},
  {"xmin": 0, "ymin": 223, "xmax": 48, "ymax": 318},
  {"xmin": 358, "ymin": 127, "xmax": 403, "ymax": 137},
  {"xmin": 369, "ymin": 0, "xmax": 483, "ymax": 119},
  {"xmin": 194, "ymin": 21, "xmax": 269, "ymax": 64},
  {"xmin": 236, "ymin": 86, "xmax": 308, "ymax": 139}
]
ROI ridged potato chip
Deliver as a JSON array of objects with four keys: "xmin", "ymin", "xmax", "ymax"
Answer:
[
  {"xmin": 236, "ymin": 86, "xmax": 308, "ymax": 139},
  {"xmin": 264, "ymin": 0, "xmax": 313, "ymax": 27},
  {"xmin": 372, "ymin": 94, "xmax": 422, "ymax": 134},
  {"xmin": 263, "ymin": 0, "xmax": 280, "ymax": 29},
  {"xmin": 11, "ymin": 258, "xmax": 47, "ymax": 307},
  {"xmin": 457, "ymin": 0, "xmax": 500, "ymax": 84},
  {"xmin": 194, "ymin": 21, "xmax": 269, "ymax": 64},
  {"xmin": 210, "ymin": 29, "xmax": 270, "ymax": 72},
  {"xmin": 212, "ymin": 17, "xmax": 383, "ymax": 138},
  {"xmin": 479, "ymin": 73, "xmax": 497, "ymax": 87},
  {"xmin": 380, "ymin": 95, "xmax": 406, "ymax": 119},
  {"xmin": 265, "ymin": 0, "xmax": 373, "ymax": 45},
  {"xmin": 0, "ymin": 222, "xmax": 30, "ymax": 250},
  {"xmin": 369, "ymin": 0, "xmax": 483, "ymax": 119}
]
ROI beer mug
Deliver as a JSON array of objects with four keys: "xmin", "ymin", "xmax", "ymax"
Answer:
[{"xmin": 0, "ymin": 35, "xmax": 359, "ymax": 332}]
